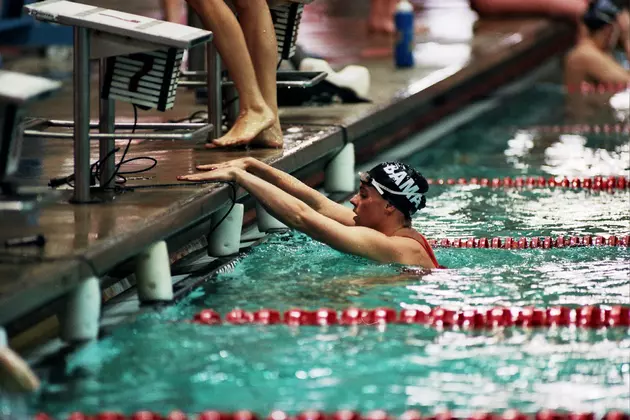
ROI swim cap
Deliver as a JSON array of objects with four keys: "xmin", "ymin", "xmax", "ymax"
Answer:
[
  {"xmin": 583, "ymin": 0, "xmax": 625, "ymax": 31},
  {"xmin": 362, "ymin": 162, "xmax": 429, "ymax": 218}
]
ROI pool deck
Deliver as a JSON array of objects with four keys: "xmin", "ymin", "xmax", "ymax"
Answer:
[{"xmin": 0, "ymin": 0, "xmax": 574, "ymax": 335}]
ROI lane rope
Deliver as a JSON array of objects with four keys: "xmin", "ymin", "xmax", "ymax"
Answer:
[
  {"xmin": 426, "ymin": 176, "xmax": 628, "ymax": 190},
  {"xmin": 188, "ymin": 306, "xmax": 630, "ymax": 329},
  {"xmin": 35, "ymin": 408, "xmax": 630, "ymax": 420},
  {"xmin": 427, "ymin": 235, "xmax": 630, "ymax": 249},
  {"xmin": 524, "ymin": 123, "xmax": 629, "ymax": 134},
  {"xmin": 565, "ymin": 82, "xmax": 629, "ymax": 94}
]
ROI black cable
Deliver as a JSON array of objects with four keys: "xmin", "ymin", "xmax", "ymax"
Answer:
[
  {"xmin": 207, "ymin": 181, "xmax": 237, "ymax": 236},
  {"xmin": 49, "ymin": 104, "xmax": 155, "ymax": 190}
]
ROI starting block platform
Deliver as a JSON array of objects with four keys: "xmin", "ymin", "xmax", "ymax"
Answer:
[
  {"xmin": 23, "ymin": 1, "xmax": 215, "ymax": 204},
  {"xmin": 25, "ymin": 1, "xmax": 211, "ymax": 50}
]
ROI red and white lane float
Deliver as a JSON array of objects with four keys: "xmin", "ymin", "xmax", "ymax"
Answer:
[
  {"xmin": 566, "ymin": 82, "xmax": 629, "ymax": 94},
  {"xmin": 188, "ymin": 306, "xmax": 630, "ymax": 329},
  {"xmin": 34, "ymin": 408, "xmax": 630, "ymax": 420},
  {"xmin": 427, "ymin": 235, "xmax": 630, "ymax": 249},
  {"xmin": 426, "ymin": 176, "xmax": 629, "ymax": 191},
  {"xmin": 525, "ymin": 123, "xmax": 629, "ymax": 135}
]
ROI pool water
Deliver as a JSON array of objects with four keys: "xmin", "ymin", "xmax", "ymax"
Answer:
[{"xmin": 24, "ymin": 85, "xmax": 630, "ymax": 417}]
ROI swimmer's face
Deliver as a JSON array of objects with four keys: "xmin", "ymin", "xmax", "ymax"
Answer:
[{"xmin": 350, "ymin": 182, "xmax": 389, "ymax": 227}]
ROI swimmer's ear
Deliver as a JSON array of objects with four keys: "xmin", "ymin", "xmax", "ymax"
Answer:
[{"xmin": 384, "ymin": 202, "xmax": 397, "ymax": 215}]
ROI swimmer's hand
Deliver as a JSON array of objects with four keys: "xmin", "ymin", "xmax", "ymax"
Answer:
[
  {"xmin": 196, "ymin": 157, "xmax": 255, "ymax": 173},
  {"xmin": 177, "ymin": 167, "xmax": 242, "ymax": 183}
]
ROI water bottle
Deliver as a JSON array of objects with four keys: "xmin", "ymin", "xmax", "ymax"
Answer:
[{"xmin": 394, "ymin": 0, "xmax": 415, "ymax": 68}]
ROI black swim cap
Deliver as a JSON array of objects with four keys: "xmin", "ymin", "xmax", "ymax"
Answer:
[
  {"xmin": 583, "ymin": 0, "xmax": 625, "ymax": 31},
  {"xmin": 362, "ymin": 162, "xmax": 429, "ymax": 218}
]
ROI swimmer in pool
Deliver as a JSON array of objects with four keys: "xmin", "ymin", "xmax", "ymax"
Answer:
[
  {"xmin": 564, "ymin": 0, "xmax": 630, "ymax": 88},
  {"xmin": 178, "ymin": 158, "xmax": 440, "ymax": 268}
]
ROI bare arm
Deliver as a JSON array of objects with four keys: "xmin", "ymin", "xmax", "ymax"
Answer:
[
  {"xmin": 198, "ymin": 158, "xmax": 357, "ymax": 226},
  {"xmin": 234, "ymin": 169, "xmax": 434, "ymax": 266},
  {"xmin": 566, "ymin": 45, "xmax": 630, "ymax": 85}
]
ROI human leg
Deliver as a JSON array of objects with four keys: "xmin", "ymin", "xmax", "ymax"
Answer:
[
  {"xmin": 369, "ymin": 0, "xmax": 395, "ymax": 34},
  {"xmin": 185, "ymin": 0, "xmax": 275, "ymax": 147},
  {"xmin": 160, "ymin": 0, "xmax": 181, "ymax": 22},
  {"xmin": 232, "ymin": 0, "xmax": 283, "ymax": 148}
]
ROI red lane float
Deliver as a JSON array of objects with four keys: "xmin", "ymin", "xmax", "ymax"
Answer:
[
  {"xmin": 566, "ymin": 82, "xmax": 629, "ymax": 94},
  {"xmin": 527, "ymin": 124, "xmax": 630, "ymax": 135},
  {"xmin": 189, "ymin": 306, "xmax": 630, "ymax": 329},
  {"xmin": 35, "ymin": 409, "xmax": 630, "ymax": 420},
  {"xmin": 427, "ymin": 176, "xmax": 629, "ymax": 191},
  {"xmin": 429, "ymin": 235, "xmax": 630, "ymax": 249}
]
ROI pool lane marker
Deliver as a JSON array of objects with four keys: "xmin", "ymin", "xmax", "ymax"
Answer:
[
  {"xmin": 526, "ymin": 123, "xmax": 629, "ymax": 134},
  {"xmin": 35, "ymin": 407, "xmax": 630, "ymax": 420},
  {"xmin": 426, "ymin": 176, "xmax": 629, "ymax": 191},
  {"xmin": 566, "ymin": 82, "xmax": 629, "ymax": 94},
  {"xmin": 188, "ymin": 306, "xmax": 630, "ymax": 329},
  {"xmin": 428, "ymin": 235, "xmax": 629, "ymax": 249}
]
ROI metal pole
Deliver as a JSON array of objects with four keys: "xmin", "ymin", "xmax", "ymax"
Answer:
[
  {"xmin": 225, "ymin": 84, "xmax": 239, "ymax": 130},
  {"xmin": 206, "ymin": 43, "xmax": 222, "ymax": 142},
  {"xmin": 72, "ymin": 27, "xmax": 91, "ymax": 203},
  {"xmin": 98, "ymin": 59, "xmax": 116, "ymax": 189}
]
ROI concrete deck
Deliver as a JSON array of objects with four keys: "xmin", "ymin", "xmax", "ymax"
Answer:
[{"xmin": 0, "ymin": 0, "xmax": 574, "ymax": 334}]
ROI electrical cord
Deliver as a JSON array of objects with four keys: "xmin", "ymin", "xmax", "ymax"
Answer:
[{"xmin": 50, "ymin": 105, "xmax": 158, "ymax": 190}]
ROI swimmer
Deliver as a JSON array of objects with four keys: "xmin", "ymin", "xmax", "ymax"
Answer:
[
  {"xmin": 564, "ymin": 0, "xmax": 630, "ymax": 88},
  {"xmin": 178, "ymin": 158, "xmax": 440, "ymax": 268}
]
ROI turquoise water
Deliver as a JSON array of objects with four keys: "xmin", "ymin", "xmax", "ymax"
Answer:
[
  {"xmin": 25, "ymin": 86, "xmax": 630, "ymax": 416},
  {"xmin": 31, "ymin": 324, "xmax": 629, "ymax": 416}
]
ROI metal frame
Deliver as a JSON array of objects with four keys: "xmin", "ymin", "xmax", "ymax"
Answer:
[{"xmin": 22, "ymin": 1, "xmax": 214, "ymax": 203}]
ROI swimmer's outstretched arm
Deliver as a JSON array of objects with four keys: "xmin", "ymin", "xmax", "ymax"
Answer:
[
  {"xmin": 178, "ymin": 167, "xmax": 435, "ymax": 266},
  {"xmin": 566, "ymin": 45, "xmax": 630, "ymax": 85},
  {"xmin": 195, "ymin": 157, "xmax": 357, "ymax": 226},
  {"xmin": 618, "ymin": 10, "xmax": 630, "ymax": 61}
]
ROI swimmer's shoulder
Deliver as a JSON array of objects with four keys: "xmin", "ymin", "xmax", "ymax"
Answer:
[{"xmin": 393, "ymin": 228, "xmax": 439, "ymax": 267}]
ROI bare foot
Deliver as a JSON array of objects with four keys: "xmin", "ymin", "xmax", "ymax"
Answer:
[
  {"xmin": 207, "ymin": 106, "xmax": 275, "ymax": 149},
  {"xmin": 251, "ymin": 121, "xmax": 284, "ymax": 148}
]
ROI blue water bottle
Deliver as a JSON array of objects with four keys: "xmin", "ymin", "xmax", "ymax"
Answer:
[{"xmin": 394, "ymin": 0, "xmax": 415, "ymax": 68}]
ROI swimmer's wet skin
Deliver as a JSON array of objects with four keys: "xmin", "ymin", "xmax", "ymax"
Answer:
[{"xmin": 178, "ymin": 158, "xmax": 440, "ymax": 268}]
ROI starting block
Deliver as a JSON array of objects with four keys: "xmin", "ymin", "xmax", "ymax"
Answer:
[
  {"xmin": 22, "ymin": 0, "xmax": 214, "ymax": 203},
  {"xmin": 182, "ymin": 0, "xmax": 326, "ymax": 133},
  {"xmin": 0, "ymin": 70, "xmax": 61, "ymax": 210}
]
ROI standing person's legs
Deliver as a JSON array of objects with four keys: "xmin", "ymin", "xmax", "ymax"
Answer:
[
  {"xmin": 160, "ymin": 0, "xmax": 181, "ymax": 22},
  {"xmin": 185, "ymin": 0, "xmax": 276, "ymax": 147},
  {"xmin": 233, "ymin": 0, "xmax": 283, "ymax": 147},
  {"xmin": 369, "ymin": 0, "xmax": 395, "ymax": 33}
]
